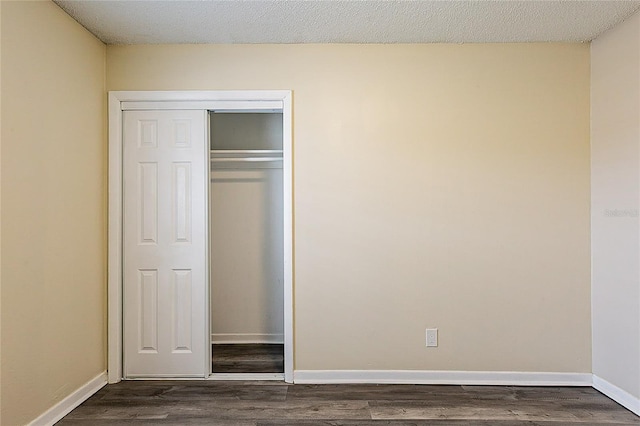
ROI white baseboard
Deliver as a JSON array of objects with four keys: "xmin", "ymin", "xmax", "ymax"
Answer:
[
  {"xmin": 28, "ymin": 371, "xmax": 107, "ymax": 426},
  {"xmin": 593, "ymin": 375, "xmax": 640, "ymax": 416},
  {"xmin": 208, "ymin": 373, "xmax": 285, "ymax": 381},
  {"xmin": 293, "ymin": 370, "xmax": 593, "ymax": 386},
  {"xmin": 211, "ymin": 333, "xmax": 284, "ymax": 344}
]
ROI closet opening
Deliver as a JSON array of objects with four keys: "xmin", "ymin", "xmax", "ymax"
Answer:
[{"xmin": 209, "ymin": 111, "xmax": 285, "ymax": 377}]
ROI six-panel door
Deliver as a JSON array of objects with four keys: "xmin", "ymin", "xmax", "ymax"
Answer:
[{"xmin": 123, "ymin": 110, "xmax": 208, "ymax": 378}]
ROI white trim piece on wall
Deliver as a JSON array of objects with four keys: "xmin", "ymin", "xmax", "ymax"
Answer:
[
  {"xmin": 293, "ymin": 370, "xmax": 593, "ymax": 386},
  {"xmin": 211, "ymin": 333, "xmax": 284, "ymax": 344},
  {"xmin": 281, "ymin": 92, "xmax": 294, "ymax": 384},
  {"xmin": 27, "ymin": 372, "xmax": 107, "ymax": 426},
  {"xmin": 107, "ymin": 92, "xmax": 123, "ymax": 384},
  {"xmin": 593, "ymin": 375, "xmax": 640, "ymax": 416}
]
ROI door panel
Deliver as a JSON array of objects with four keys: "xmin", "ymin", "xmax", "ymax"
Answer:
[{"xmin": 123, "ymin": 110, "xmax": 207, "ymax": 378}]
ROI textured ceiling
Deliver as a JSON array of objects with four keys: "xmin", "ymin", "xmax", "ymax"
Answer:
[{"xmin": 54, "ymin": 0, "xmax": 640, "ymax": 45}]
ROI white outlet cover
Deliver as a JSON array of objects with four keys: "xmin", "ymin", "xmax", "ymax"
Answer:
[{"xmin": 426, "ymin": 328, "xmax": 438, "ymax": 347}]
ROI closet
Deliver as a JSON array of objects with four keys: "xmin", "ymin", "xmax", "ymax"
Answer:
[
  {"xmin": 209, "ymin": 112, "xmax": 284, "ymax": 374},
  {"xmin": 114, "ymin": 91, "xmax": 292, "ymax": 382}
]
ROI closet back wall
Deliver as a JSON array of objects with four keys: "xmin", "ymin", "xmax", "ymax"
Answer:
[
  {"xmin": 107, "ymin": 44, "xmax": 591, "ymax": 373},
  {"xmin": 210, "ymin": 113, "xmax": 284, "ymax": 344}
]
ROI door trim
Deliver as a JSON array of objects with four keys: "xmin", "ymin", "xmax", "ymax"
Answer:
[{"xmin": 108, "ymin": 90, "xmax": 294, "ymax": 383}]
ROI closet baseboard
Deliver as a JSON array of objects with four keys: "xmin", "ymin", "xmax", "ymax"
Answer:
[{"xmin": 211, "ymin": 333, "xmax": 284, "ymax": 344}]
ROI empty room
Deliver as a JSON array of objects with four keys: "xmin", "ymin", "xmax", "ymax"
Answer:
[{"xmin": 1, "ymin": 0, "xmax": 639, "ymax": 425}]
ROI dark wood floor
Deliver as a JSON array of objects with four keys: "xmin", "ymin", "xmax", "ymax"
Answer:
[
  {"xmin": 212, "ymin": 344, "xmax": 284, "ymax": 373},
  {"xmin": 58, "ymin": 381, "xmax": 639, "ymax": 425}
]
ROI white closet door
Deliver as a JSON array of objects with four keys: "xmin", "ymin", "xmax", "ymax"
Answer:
[{"xmin": 123, "ymin": 110, "xmax": 208, "ymax": 378}]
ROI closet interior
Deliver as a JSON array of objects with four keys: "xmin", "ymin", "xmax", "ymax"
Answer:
[{"xmin": 209, "ymin": 111, "xmax": 285, "ymax": 374}]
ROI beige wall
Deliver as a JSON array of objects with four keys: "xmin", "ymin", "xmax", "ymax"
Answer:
[
  {"xmin": 591, "ymin": 10, "xmax": 640, "ymax": 400},
  {"xmin": 108, "ymin": 43, "xmax": 591, "ymax": 373},
  {"xmin": 1, "ymin": 1, "xmax": 106, "ymax": 424}
]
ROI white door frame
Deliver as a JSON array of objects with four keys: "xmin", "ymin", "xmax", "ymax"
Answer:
[{"xmin": 108, "ymin": 90, "xmax": 294, "ymax": 383}]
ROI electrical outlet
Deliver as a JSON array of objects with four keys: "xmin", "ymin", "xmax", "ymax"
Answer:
[{"xmin": 426, "ymin": 328, "xmax": 438, "ymax": 347}]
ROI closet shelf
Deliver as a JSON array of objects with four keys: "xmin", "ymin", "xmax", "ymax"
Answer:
[
  {"xmin": 210, "ymin": 150, "xmax": 283, "ymax": 169},
  {"xmin": 211, "ymin": 150, "xmax": 282, "ymax": 163}
]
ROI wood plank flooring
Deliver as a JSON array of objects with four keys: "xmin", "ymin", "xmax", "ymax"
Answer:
[
  {"xmin": 212, "ymin": 344, "xmax": 284, "ymax": 373},
  {"xmin": 58, "ymin": 381, "xmax": 639, "ymax": 425}
]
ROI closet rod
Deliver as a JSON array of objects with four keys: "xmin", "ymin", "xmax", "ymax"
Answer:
[
  {"xmin": 210, "ymin": 149, "xmax": 282, "ymax": 155},
  {"xmin": 211, "ymin": 157, "xmax": 282, "ymax": 163}
]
